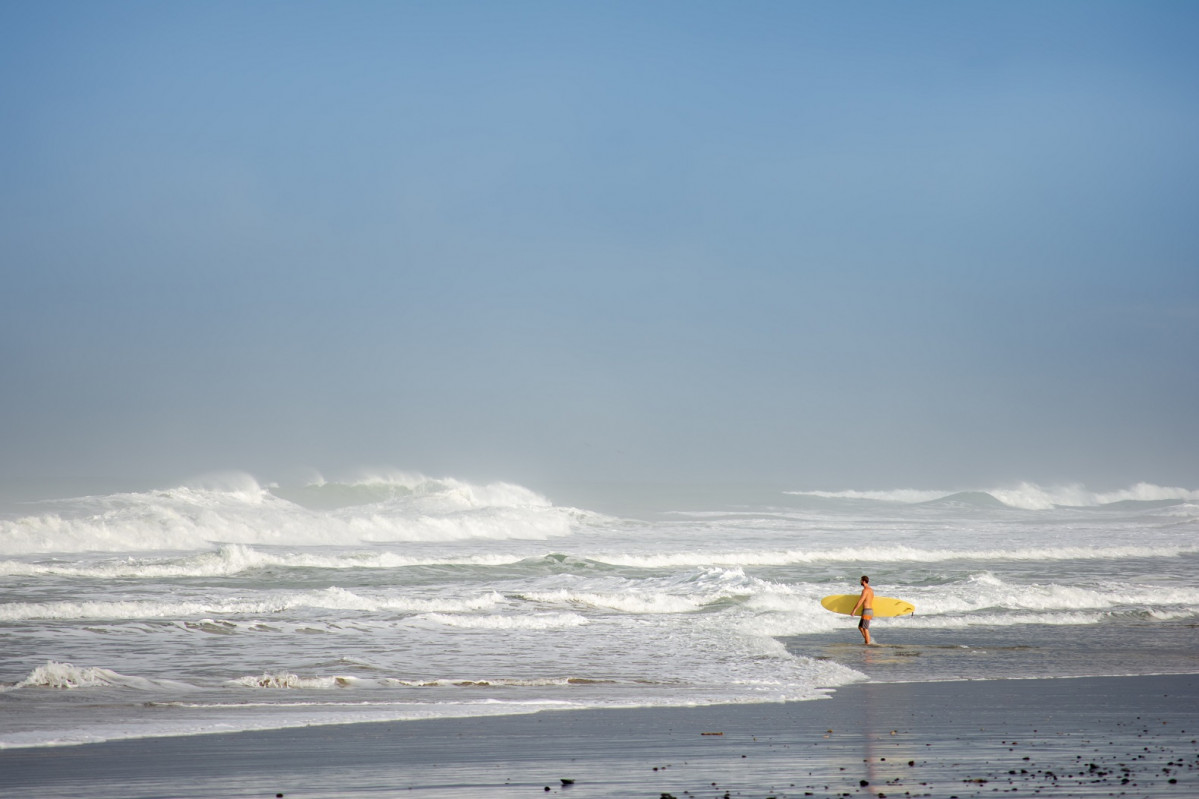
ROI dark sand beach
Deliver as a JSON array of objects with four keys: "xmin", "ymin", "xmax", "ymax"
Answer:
[{"xmin": 2, "ymin": 673, "xmax": 1196, "ymax": 798}]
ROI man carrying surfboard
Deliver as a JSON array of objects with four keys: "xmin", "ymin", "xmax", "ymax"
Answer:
[
  {"xmin": 851, "ymin": 575, "xmax": 874, "ymax": 645},
  {"xmin": 820, "ymin": 583, "xmax": 912, "ymax": 639}
]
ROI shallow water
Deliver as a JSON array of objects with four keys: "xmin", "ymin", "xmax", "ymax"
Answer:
[{"xmin": 2, "ymin": 475, "xmax": 1197, "ymax": 748}]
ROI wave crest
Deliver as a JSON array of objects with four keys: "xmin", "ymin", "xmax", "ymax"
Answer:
[
  {"xmin": 13, "ymin": 662, "xmax": 122, "ymax": 690},
  {"xmin": 6, "ymin": 661, "xmax": 191, "ymax": 692},
  {"xmin": 791, "ymin": 481, "xmax": 1199, "ymax": 510},
  {"xmin": 0, "ymin": 473, "xmax": 591, "ymax": 555},
  {"xmin": 232, "ymin": 672, "xmax": 358, "ymax": 689}
]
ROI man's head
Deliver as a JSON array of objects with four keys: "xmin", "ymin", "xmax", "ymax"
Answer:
[{"xmin": 860, "ymin": 575, "xmax": 869, "ymax": 585}]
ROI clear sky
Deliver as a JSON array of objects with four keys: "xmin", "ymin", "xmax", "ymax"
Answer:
[{"xmin": 2, "ymin": 1, "xmax": 1197, "ymax": 494}]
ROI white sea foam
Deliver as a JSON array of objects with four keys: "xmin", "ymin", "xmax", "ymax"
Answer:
[
  {"xmin": 910, "ymin": 573, "xmax": 1199, "ymax": 615},
  {"xmin": 232, "ymin": 672, "xmax": 360, "ymax": 689},
  {"xmin": 12, "ymin": 662, "xmax": 126, "ymax": 689},
  {"xmin": 190, "ymin": 674, "xmax": 632, "ymax": 691},
  {"xmin": 789, "ymin": 488, "xmax": 950, "ymax": 503},
  {"xmin": 1146, "ymin": 608, "xmax": 1197, "ymax": 621},
  {"xmin": 517, "ymin": 589, "xmax": 704, "ymax": 614},
  {"xmin": 995, "ymin": 482, "xmax": 1199, "ymax": 509},
  {"xmin": 732, "ymin": 569, "xmax": 1199, "ymax": 637},
  {"xmin": 6, "ymin": 662, "xmax": 194, "ymax": 693},
  {"xmin": 385, "ymin": 676, "xmax": 622, "ymax": 688},
  {"xmin": 414, "ymin": 612, "xmax": 589, "ymax": 629},
  {"xmin": 790, "ymin": 481, "xmax": 1199, "ymax": 510},
  {"xmin": 593, "ymin": 544, "xmax": 1198, "ymax": 569},
  {"xmin": 0, "ymin": 545, "xmax": 528, "ymax": 579},
  {"xmin": 0, "ymin": 587, "xmax": 507, "ymax": 622},
  {"xmin": 0, "ymin": 474, "xmax": 586, "ymax": 556},
  {"xmin": 5, "ymin": 542, "xmax": 1189, "ymax": 580},
  {"xmin": 3, "ymin": 475, "xmax": 1195, "ymax": 751},
  {"xmin": 897, "ymin": 611, "xmax": 1110, "ymax": 629}
]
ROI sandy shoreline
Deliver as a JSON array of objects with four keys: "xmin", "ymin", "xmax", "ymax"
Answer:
[{"xmin": 2, "ymin": 673, "xmax": 1197, "ymax": 798}]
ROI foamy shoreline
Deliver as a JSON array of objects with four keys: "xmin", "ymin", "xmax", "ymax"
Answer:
[{"xmin": 2, "ymin": 673, "xmax": 1196, "ymax": 798}]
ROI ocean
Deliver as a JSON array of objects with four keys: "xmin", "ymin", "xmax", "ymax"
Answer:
[{"xmin": 2, "ymin": 473, "xmax": 1197, "ymax": 750}]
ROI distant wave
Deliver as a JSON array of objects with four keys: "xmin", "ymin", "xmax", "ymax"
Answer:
[
  {"xmin": 790, "ymin": 482, "xmax": 1199, "ymax": 510},
  {"xmin": 595, "ymin": 544, "xmax": 1199, "ymax": 569},
  {"xmin": 0, "ymin": 473, "xmax": 594, "ymax": 555},
  {"xmin": 789, "ymin": 488, "xmax": 951, "ymax": 504}
]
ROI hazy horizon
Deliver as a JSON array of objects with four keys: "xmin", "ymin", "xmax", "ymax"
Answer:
[{"xmin": 3, "ymin": 1, "xmax": 1198, "ymax": 498}]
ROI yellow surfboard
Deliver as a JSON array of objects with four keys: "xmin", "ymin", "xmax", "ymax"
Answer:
[{"xmin": 820, "ymin": 594, "xmax": 915, "ymax": 617}]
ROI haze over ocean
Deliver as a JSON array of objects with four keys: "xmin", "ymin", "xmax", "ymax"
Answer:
[
  {"xmin": 3, "ymin": 1, "xmax": 1198, "ymax": 496},
  {"xmin": 4, "ymin": 7, "xmax": 1199, "ymax": 786}
]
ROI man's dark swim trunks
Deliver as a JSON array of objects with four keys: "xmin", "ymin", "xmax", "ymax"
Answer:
[{"xmin": 858, "ymin": 608, "xmax": 873, "ymax": 629}]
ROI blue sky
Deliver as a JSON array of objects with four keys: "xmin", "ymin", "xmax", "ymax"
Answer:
[{"xmin": 2, "ymin": 1, "xmax": 1198, "ymax": 493}]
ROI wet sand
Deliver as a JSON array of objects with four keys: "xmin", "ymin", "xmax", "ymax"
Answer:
[{"xmin": 1, "ymin": 673, "xmax": 1196, "ymax": 798}]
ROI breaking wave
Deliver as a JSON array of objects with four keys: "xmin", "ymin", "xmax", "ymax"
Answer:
[
  {"xmin": 5, "ymin": 662, "xmax": 192, "ymax": 692},
  {"xmin": 791, "ymin": 482, "xmax": 1199, "ymax": 510},
  {"xmin": 415, "ymin": 612, "xmax": 589, "ymax": 629},
  {"xmin": 0, "ymin": 587, "xmax": 507, "ymax": 622},
  {"xmin": 0, "ymin": 473, "xmax": 593, "ymax": 555},
  {"xmin": 232, "ymin": 672, "xmax": 360, "ymax": 689},
  {"xmin": 0, "ymin": 544, "xmax": 526, "ymax": 579}
]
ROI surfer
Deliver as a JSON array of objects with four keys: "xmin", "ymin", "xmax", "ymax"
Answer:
[{"xmin": 851, "ymin": 575, "xmax": 874, "ymax": 645}]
